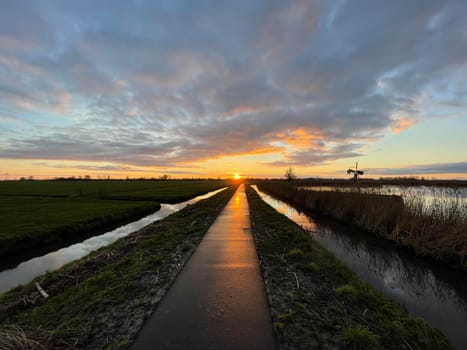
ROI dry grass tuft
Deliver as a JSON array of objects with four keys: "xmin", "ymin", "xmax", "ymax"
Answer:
[
  {"xmin": 0, "ymin": 325, "xmax": 49, "ymax": 350},
  {"xmin": 0, "ymin": 324, "xmax": 81, "ymax": 349}
]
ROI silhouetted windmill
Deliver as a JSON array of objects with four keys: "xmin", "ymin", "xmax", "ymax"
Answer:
[{"xmin": 347, "ymin": 162, "xmax": 364, "ymax": 192}]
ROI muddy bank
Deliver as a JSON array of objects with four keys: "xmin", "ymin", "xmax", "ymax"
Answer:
[
  {"xmin": 0, "ymin": 186, "xmax": 236, "ymax": 349},
  {"xmin": 246, "ymin": 185, "xmax": 452, "ymax": 349}
]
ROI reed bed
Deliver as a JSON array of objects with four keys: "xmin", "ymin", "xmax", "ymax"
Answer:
[
  {"xmin": 256, "ymin": 181, "xmax": 467, "ymax": 269},
  {"xmin": 392, "ymin": 192, "xmax": 467, "ymax": 266}
]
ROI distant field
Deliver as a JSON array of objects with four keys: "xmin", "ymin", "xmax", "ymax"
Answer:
[
  {"xmin": 0, "ymin": 180, "xmax": 229, "ymax": 259},
  {"xmin": 0, "ymin": 180, "xmax": 229, "ymax": 202}
]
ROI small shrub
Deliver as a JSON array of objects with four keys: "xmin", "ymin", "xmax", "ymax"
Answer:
[
  {"xmin": 273, "ymin": 321, "xmax": 285, "ymax": 331},
  {"xmin": 278, "ymin": 309, "xmax": 294, "ymax": 323},
  {"xmin": 302, "ymin": 261, "xmax": 319, "ymax": 272},
  {"xmin": 336, "ymin": 284, "xmax": 359, "ymax": 300},
  {"xmin": 287, "ymin": 248, "xmax": 305, "ymax": 260},
  {"xmin": 341, "ymin": 325, "xmax": 380, "ymax": 349}
]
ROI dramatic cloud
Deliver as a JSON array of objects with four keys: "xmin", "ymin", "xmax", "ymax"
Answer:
[{"xmin": 0, "ymin": 0, "xmax": 466, "ymax": 174}]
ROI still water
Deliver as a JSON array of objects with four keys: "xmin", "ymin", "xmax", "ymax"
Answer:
[
  {"xmin": 300, "ymin": 185, "xmax": 467, "ymax": 216},
  {"xmin": 252, "ymin": 185, "xmax": 467, "ymax": 350},
  {"xmin": 0, "ymin": 188, "xmax": 226, "ymax": 295}
]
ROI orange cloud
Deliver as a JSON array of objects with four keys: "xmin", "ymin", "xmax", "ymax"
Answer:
[
  {"xmin": 276, "ymin": 128, "xmax": 322, "ymax": 149},
  {"xmin": 239, "ymin": 147, "xmax": 281, "ymax": 156},
  {"xmin": 391, "ymin": 118, "xmax": 417, "ymax": 134},
  {"xmin": 180, "ymin": 146, "xmax": 280, "ymax": 165},
  {"xmin": 224, "ymin": 104, "xmax": 263, "ymax": 116}
]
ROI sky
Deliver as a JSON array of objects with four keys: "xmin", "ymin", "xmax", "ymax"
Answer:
[{"xmin": 0, "ymin": 0, "xmax": 466, "ymax": 180}]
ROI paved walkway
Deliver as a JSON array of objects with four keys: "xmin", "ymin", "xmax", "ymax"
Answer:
[{"xmin": 132, "ymin": 185, "xmax": 276, "ymax": 349}]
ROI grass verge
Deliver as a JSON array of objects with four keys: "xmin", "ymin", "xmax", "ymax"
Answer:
[
  {"xmin": 246, "ymin": 185, "xmax": 452, "ymax": 349},
  {"xmin": 0, "ymin": 185, "xmax": 237, "ymax": 349}
]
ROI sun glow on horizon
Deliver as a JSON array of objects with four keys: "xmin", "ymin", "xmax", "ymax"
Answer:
[{"xmin": 233, "ymin": 172, "xmax": 241, "ymax": 180}]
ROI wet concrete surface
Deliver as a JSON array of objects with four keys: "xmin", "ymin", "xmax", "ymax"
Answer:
[{"xmin": 132, "ymin": 185, "xmax": 276, "ymax": 350}]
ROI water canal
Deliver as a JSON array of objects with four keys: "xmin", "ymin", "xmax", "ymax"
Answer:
[{"xmin": 252, "ymin": 185, "xmax": 467, "ymax": 349}]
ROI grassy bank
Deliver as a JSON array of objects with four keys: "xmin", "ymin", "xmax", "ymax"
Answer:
[
  {"xmin": 257, "ymin": 181, "xmax": 467, "ymax": 268},
  {"xmin": 0, "ymin": 180, "xmax": 228, "ymax": 259},
  {"xmin": 246, "ymin": 185, "xmax": 452, "ymax": 349},
  {"xmin": 0, "ymin": 185, "xmax": 236, "ymax": 349},
  {"xmin": 0, "ymin": 197, "xmax": 160, "ymax": 259}
]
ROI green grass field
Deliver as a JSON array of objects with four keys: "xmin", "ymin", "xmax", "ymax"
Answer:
[
  {"xmin": 0, "ymin": 180, "xmax": 228, "ymax": 258},
  {"xmin": 0, "ymin": 180, "xmax": 228, "ymax": 202}
]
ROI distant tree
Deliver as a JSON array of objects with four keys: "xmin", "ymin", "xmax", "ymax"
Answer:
[
  {"xmin": 284, "ymin": 167, "xmax": 296, "ymax": 182},
  {"xmin": 159, "ymin": 174, "xmax": 170, "ymax": 180}
]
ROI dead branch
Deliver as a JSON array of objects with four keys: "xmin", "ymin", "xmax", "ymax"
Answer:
[
  {"xmin": 292, "ymin": 272, "xmax": 300, "ymax": 289},
  {"xmin": 35, "ymin": 282, "xmax": 49, "ymax": 299}
]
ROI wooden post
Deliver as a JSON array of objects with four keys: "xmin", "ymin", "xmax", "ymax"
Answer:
[{"xmin": 356, "ymin": 161, "xmax": 360, "ymax": 193}]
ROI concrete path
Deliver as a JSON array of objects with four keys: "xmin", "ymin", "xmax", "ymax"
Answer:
[{"xmin": 132, "ymin": 185, "xmax": 276, "ymax": 350}]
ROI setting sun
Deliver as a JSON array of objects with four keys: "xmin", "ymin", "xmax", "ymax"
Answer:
[{"xmin": 233, "ymin": 173, "xmax": 241, "ymax": 180}]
